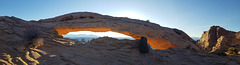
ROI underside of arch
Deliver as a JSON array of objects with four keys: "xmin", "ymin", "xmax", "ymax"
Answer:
[{"xmin": 55, "ymin": 27, "xmax": 176, "ymax": 50}]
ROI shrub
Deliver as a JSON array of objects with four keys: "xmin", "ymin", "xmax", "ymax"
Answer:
[
  {"xmin": 24, "ymin": 28, "xmax": 43, "ymax": 49},
  {"xmin": 138, "ymin": 36, "xmax": 149, "ymax": 53},
  {"xmin": 30, "ymin": 38, "xmax": 44, "ymax": 49},
  {"xmin": 24, "ymin": 28, "xmax": 39, "ymax": 41},
  {"xmin": 225, "ymin": 47, "xmax": 238, "ymax": 55}
]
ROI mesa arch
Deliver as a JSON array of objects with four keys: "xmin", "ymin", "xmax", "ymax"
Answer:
[
  {"xmin": 55, "ymin": 27, "xmax": 175, "ymax": 50},
  {"xmin": 38, "ymin": 12, "xmax": 199, "ymax": 50}
]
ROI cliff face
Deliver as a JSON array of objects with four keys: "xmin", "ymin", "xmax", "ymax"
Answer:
[{"xmin": 198, "ymin": 26, "xmax": 240, "ymax": 52}]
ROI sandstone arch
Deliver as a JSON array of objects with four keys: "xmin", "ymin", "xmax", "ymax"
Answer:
[
  {"xmin": 55, "ymin": 27, "xmax": 175, "ymax": 50},
  {"xmin": 39, "ymin": 12, "xmax": 199, "ymax": 50}
]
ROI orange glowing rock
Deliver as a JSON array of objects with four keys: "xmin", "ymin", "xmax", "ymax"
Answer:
[
  {"xmin": 55, "ymin": 27, "xmax": 176, "ymax": 50},
  {"xmin": 44, "ymin": 12, "xmax": 198, "ymax": 50}
]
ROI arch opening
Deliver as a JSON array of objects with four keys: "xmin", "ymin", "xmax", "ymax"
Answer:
[
  {"xmin": 55, "ymin": 27, "xmax": 176, "ymax": 50},
  {"xmin": 62, "ymin": 31, "xmax": 135, "ymax": 42}
]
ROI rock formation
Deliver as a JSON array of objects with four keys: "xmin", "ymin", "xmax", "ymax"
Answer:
[
  {"xmin": 198, "ymin": 26, "xmax": 240, "ymax": 53},
  {"xmin": 138, "ymin": 36, "xmax": 149, "ymax": 53},
  {"xmin": 1, "ymin": 36, "xmax": 240, "ymax": 65},
  {"xmin": 0, "ymin": 12, "xmax": 240, "ymax": 65},
  {"xmin": 37, "ymin": 12, "xmax": 198, "ymax": 50}
]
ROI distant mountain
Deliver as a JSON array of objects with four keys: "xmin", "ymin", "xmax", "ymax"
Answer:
[
  {"xmin": 62, "ymin": 34, "xmax": 100, "ymax": 38},
  {"xmin": 66, "ymin": 37, "xmax": 96, "ymax": 42},
  {"xmin": 191, "ymin": 37, "xmax": 200, "ymax": 41},
  {"xmin": 64, "ymin": 36, "xmax": 135, "ymax": 42}
]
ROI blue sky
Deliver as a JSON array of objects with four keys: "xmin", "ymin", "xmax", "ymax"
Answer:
[{"xmin": 1, "ymin": 0, "xmax": 240, "ymax": 37}]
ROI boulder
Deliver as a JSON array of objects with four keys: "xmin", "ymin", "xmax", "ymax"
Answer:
[{"xmin": 138, "ymin": 36, "xmax": 149, "ymax": 53}]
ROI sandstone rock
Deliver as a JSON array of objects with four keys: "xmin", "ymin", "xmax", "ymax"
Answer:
[
  {"xmin": 198, "ymin": 26, "xmax": 240, "ymax": 53},
  {"xmin": 138, "ymin": 36, "xmax": 149, "ymax": 53},
  {"xmin": 0, "ymin": 53, "xmax": 14, "ymax": 65},
  {"xmin": 30, "ymin": 50, "xmax": 41, "ymax": 59},
  {"xmin": 25, "ymin": 51, "xmax": 39, "ymax": 64},
  {"xmin": 39, "ymin": 12, "xmax": 198, "ymax": 50},
  {"xmin": 0, "ymin": 59, "xmax": 11, "ymax": 65},
  {"xmin": 0, "ymin": 12, "xmax": 240, "ymax": 65},
  {"xmin": 40, "ymin": 37, "xmax": 240, "ymax": 65},
  {"xmin": 15, "ymin": 57, "xmax": 28, "ymax": 65}
]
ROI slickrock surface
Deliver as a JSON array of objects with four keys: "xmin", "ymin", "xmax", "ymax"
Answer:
[
  {"xmin": 198, "ymin": 26, "xmax": 240, "ymax": 52},
  {"xmin": 1, "ymin": 36, "xmax": 240, "ymax": 65}
]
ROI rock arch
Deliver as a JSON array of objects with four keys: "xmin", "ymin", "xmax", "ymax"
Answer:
[
  {"xmin": 55, "ymin": 27, "xmax": 175, "ymax": 50},
  {"xmin": 39, "ymin": 12, "xmax": 198, "ymax": 50}
]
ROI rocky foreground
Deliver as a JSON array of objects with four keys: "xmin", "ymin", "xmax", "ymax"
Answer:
[
  {"xmin": 1, "ymin": 36, "xmax": 240, "ymax": 65},
  {"xmin": 0, "ymin": 12, "xmax": 240, "ymax": 65}
]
